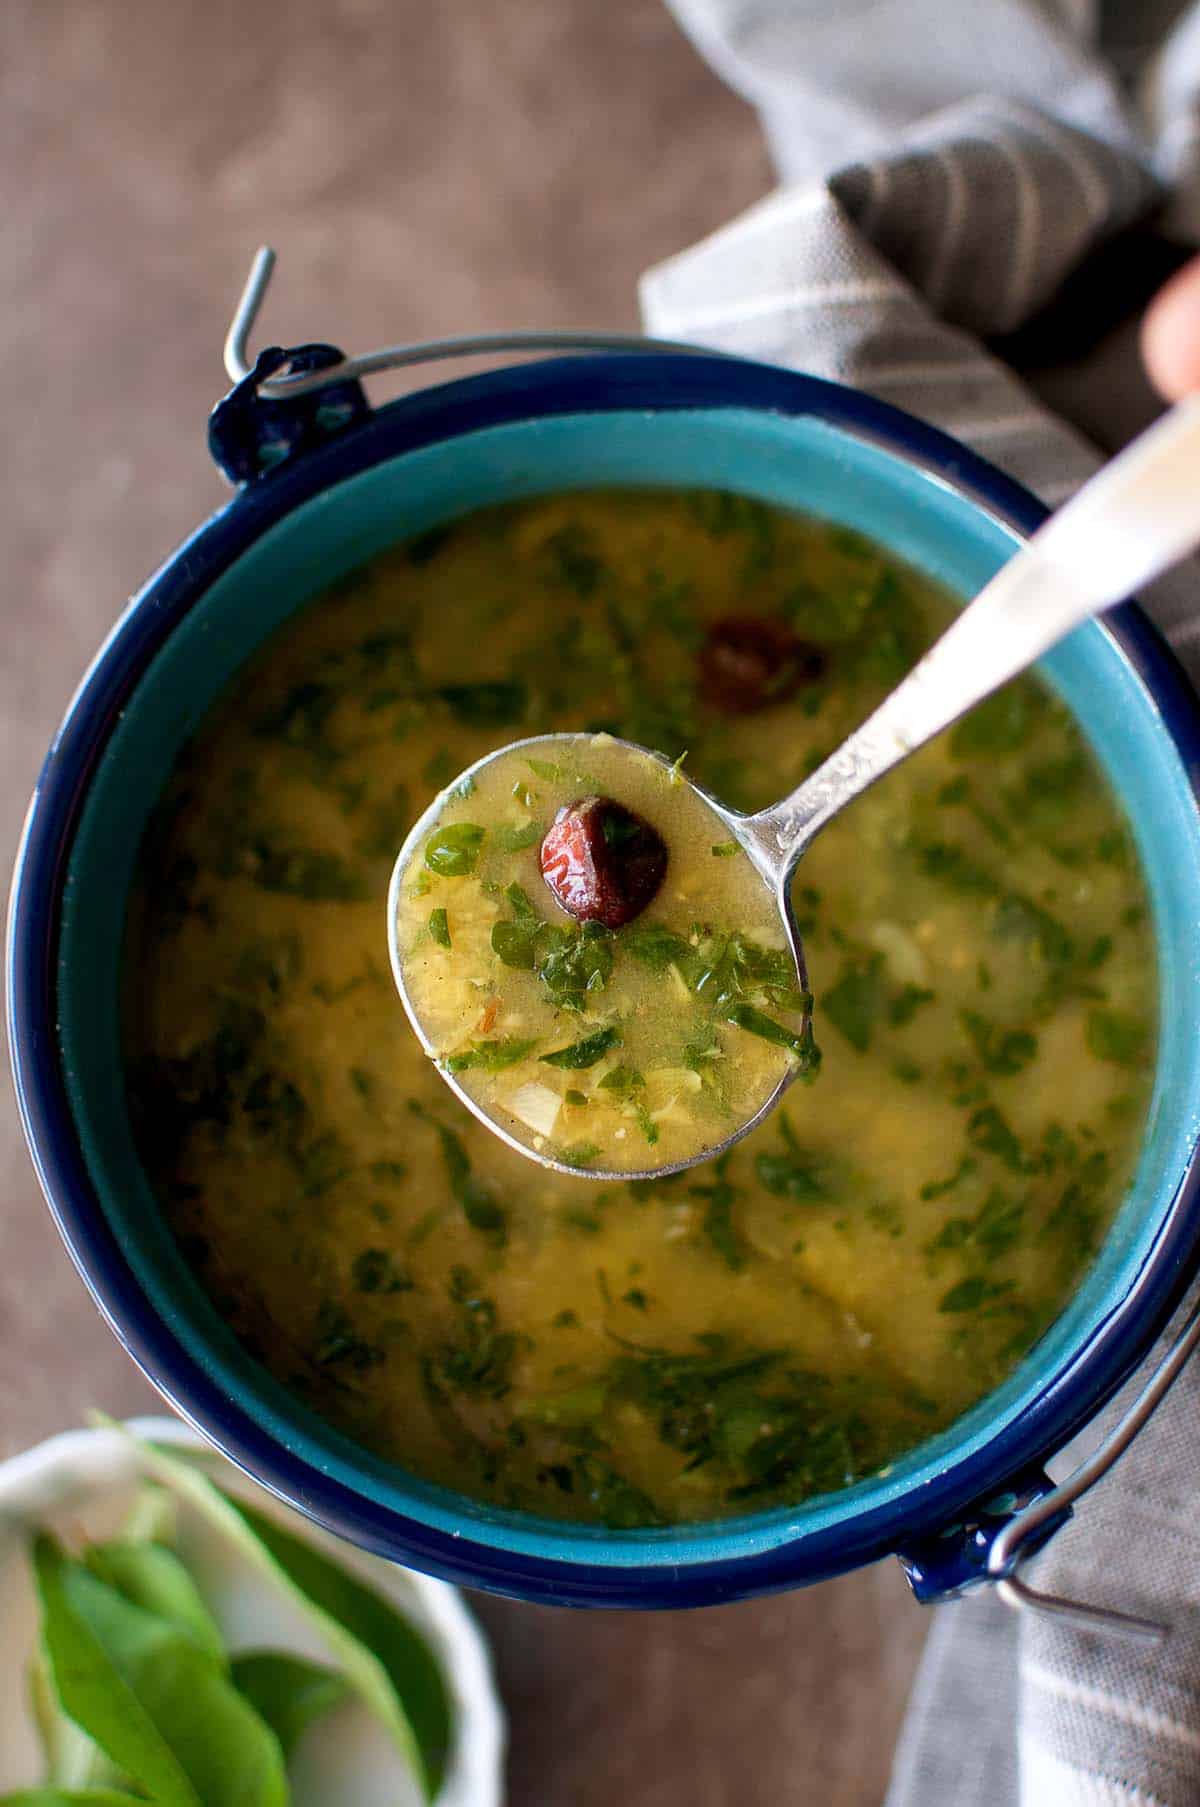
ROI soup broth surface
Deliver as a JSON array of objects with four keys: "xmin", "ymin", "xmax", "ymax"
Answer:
[{"xmin": 125, "ymin": 490, "xmax": 1156, "ymax": 1526}]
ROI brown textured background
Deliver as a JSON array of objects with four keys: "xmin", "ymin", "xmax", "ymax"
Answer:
[{"xmin": 1, "ymin": 2, "xmax": 928, "ymax": 1800}]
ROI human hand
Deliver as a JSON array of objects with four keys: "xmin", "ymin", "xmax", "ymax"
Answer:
[{"xmin": 1143, "ymin": 255, "xmax": 1200, "ymax": 399}]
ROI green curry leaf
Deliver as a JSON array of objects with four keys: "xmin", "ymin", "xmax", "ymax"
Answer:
[
  {"xmin": 435, "ymin": 680, "xmax": 527, "ymax": 725},
  {"xmin": 598, "ymin": 1065, "xmax": 644, "ymax": 1095},
  {"xmin": 83, "ymin": 1542, "xmax": 225, "ymax": 1668},
  {"xmin": 541, "ymin": 1028, "xmax": 622, "ymax": 1069},
  {"xmin": 423, "ymin": 824, "xmax": 485, "ymax": 877},
  {"xmin": 755, "ymin": 1116, "xmax": 835, "ymax": 1200},
  {"xmin": 725, "ymin": 1004, "xmax": 819, "ymax": 1068},
  {"xmin": 494, "ymin": 819, "xmax": 543, "ymax": 853},
  {"xmin": 938, "ymin": 1275, "xmax": 1016, "ymax": 1314},
  {"xmin": 27, "ymin": 1644, "xmax": 126, "ymax": 1793},
  {"xmin": 0, "ymin": 1792, "xmax": 151, "ymax": 1804},
  {"xmin": 822, "ymin": 957, "xmax": 886, "ymax": 1052},
  {"xmin": 991, "ymin": 892, "xmax": 1073, "ymax": 966},
  {"xmin": 537, "ymin": 926, "xmax": 614, "ymax": 1012},
  {"xmin": 446, "ymin": 1037, "xmax": 538, "ymax": 1073},
  {"xmin": 1086, "ymin": 1008, "xmax": 1151, "ymax": 1067},
  {"xmin": 622, "ymin": 923, "xmax": 695, "ymax": 975},
  {"xmin": 966, "ymin": 1104, "xmax": 1025, "ymax": 1173},
  {"xmin": 97, "ymin": 1429, "xmax": 453, "ymax": 1802},
  {"xmin": 230, "ymin": 1652, "xmax": 350, "ymax": 1759},
  {"xmin": 959, "ymin": 1011, "xmax": 1038, "ymax": 1076},
  {"xmin": 410, "ymin": 1104, "xmax": 507, "ymax": 1240},
  {"xmin": 689, "ymin": 1155, "xmax": 747, "ymax": 1270},
  {"xmin": 32, "ymin": 1534, "xmax": 287, "ymax": 1807},
  {"xmin": 491, "ymin": 920, "xmax": 536, "ymax": 969}
]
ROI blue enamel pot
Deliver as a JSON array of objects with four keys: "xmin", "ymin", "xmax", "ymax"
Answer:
[{"xmin": 10, "ymin": 340, "xmax": 1200, "ymax": 1610}]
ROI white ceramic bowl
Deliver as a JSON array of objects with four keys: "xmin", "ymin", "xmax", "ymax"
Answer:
[{"xmin": 0, "ymin": 1416, "xmax": 505, "ymax": 1805}]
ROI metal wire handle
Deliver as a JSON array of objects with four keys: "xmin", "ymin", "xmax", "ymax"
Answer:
[
  {"xmin": 220, "ymin": 245, "xmax": 1200, "ymax": 1647},
  {"xmin": 984, "ymin": 1291, "xmax": 1200, "ymax": 1645},
  {"xmin": 223, "ymin": 246, "xmax": 722, "ymax": 402}
]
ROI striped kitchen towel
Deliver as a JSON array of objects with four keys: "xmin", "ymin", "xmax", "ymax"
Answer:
[{"xmin": 641, "ymin": 3, "xmax": 1200, "ymax": 1803}]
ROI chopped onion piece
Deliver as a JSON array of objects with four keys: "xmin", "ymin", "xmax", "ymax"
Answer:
[
  {"xmin": 646, "ymin": 1067, "xmax": 703, "ymax": 1102},
  {"xmin": 666, "ymin": 963, "xmax": 693, "ymax": 1003},
  {"xmin": 869, "ymin": 919, "xmax": 928, "ymax": 986},
  {"xmin": 507, "ymin": 1081, "xmax": 562, "ymax": 1138}
]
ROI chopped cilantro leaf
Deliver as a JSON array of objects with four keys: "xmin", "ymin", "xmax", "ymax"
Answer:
[
  {"xmin": 436, "ymin": 680, "xmax": 527, "ymax": 725},
  {"xmin": 919, "ymin": 1155, "xmax": 977, "ymax": 1201},
  {"xmin": 823, "ymin": 956, "xmax": 886, "ymax": 1052},
  {"xmin": 368, "ymin": 1158, "xmax": 408, "ymax": 1184},
  {"xmin": 446, "ymin": 1037, "xmax": 538, "ymax": 1073},
  {"xmin": 1086, "ymin": 1008, "xmax": 1150, "ymax": 1067},
  {"xmin": 912, "ymin": 839, "xmax": 1000, "ymax": 897},
  {"xmin": 352, "ymin": 1248, "xmax": 413, "ymax": 1294},
  {"xmin": 409, "ymin": 1103, "xmax": 507, "ymax": 1240},
  {"xmin": 991, "ymin": 892, "xmax": 1073, "ymax": 966},
  {"xmin": 691, "ymin": 1155, "xmax": 747, "ymax": 1269},
  {"xmin": 312, "ymin": 1299, "xmax": 382, "ymax": 1371},
  {"xmin": 542, "ymin": 1027, "xmax": 623, "ymax": 1069},
  {"xmin": 623, "ymin": 921, "xmax": 694, "ymax": 974},
  {"xmin": 889, "ymin": 984, "xmax": 935, "ymax": 1027},
  {"xmin": 960, "ymin": 1010, "xmax": 1038, "ymax": 1076},
  {"xmin": 495, "ymin": 820, "xmax": 543, "ymax": 852},
  {"xmin": 966, "ymin": 1104, "xmax": 1024, "ymax": 1172},
  {"xmin": 424, "ymin": 823, "xmax": 485, "ymax": 877},
  {"xmin": 491, "ymin": 920, "xmax": 536, "ymax": 969},
  {"xmin": 755, "ymin": 1115, "xmax": 834, "ymax": 1199},
  {"xmin": 559, "ymin": 1141, "xmax": 602, "ymax": 1169},
  {"xmin": 428, "ymin": 1267, "xmax": 515, "ymax": 1396},
  {"xmin": 926, "ymin": 1187, "xmax": 1024, "ymax": 1259},
  {"xmin": 726, "ymin": 1004, "xmax": 818, "ymax": 1067},
  {"xmin": 634, "ymin": 1103, "xmax": 660, "ymax": 1146},
  {"xmin": 599, "ymin": 1065, "xmax": 645, "ymax": 1095},
  {"xmin": 938, "ymin": 1275, "xmax": 1016, "ymax": 1314},
  {"xmin": 537, "ymin": 926, "xmax": 614, "ymax": 1012},
  {"xmin": 237, "ymin": 843, "xmax": 369, "ymax": 901}
]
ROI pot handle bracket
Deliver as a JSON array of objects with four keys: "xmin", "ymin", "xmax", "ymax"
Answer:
[
  {"xmin": 897, "ymin": 1289, "xmax": 1200, "ymax": 1646},
  {"xmin": 896, "ymin": 1462, "xmax": 1070, "ymax": 1606},
  {"xmin": 208, "ymin": 339, "xmax": 371, "ymax": 485},
  {"xmin": 213, "ymin": 245, "xmax": 724, "ymax": 485}
]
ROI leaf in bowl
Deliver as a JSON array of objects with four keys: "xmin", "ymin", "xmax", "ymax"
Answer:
[
  {"xmin": 230, "ymin": 1652, "xmax": 350, "ymax": 1759},
  {"xmin": 32, "ymin": 1534, "xmax": 288, "ymax": 1807},
  {"xmin": 28, "ymin": 1648, "xmax": 126, "ymax": 1793},
  {"xmin": 0, "ymin": 1791, "xmax": 150, "ymax": 1804},
  {"xmin": 108, "ymin": 1428, "xmax": 452, "ymax": 1800},
  {"xmin": 84, "ymin": 1542, "xmax": 226, "ymax": 1667}
]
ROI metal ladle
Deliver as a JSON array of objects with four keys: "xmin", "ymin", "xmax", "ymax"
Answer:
[{"xmin": 389, "ymin": 397, "xmax": 1200, "ymax": 1180}]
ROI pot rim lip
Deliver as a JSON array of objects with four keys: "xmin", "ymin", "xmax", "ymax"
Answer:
[{"xmin": 9, "ymin": 349, "xmax": 1200, "ymax": 1608}]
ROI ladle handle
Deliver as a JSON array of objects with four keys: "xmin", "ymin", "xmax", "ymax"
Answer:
[{"xmin": 747, "ymin": 396, "xmax": 1200, "ymax": 878}]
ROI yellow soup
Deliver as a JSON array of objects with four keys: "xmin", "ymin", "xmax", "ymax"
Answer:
[
  {"xmin": 394, "ymin": 735, "xmax": 814, "ymax": 1174},
  {"xmin": 125, "ymin": 490, "xmax": 1156, "ymax": 1527}
]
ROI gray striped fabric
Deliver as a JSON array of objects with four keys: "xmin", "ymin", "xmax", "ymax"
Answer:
[{"xmin": 641, "ymin": 4, "xmax": 1200, "ymax": 1802}]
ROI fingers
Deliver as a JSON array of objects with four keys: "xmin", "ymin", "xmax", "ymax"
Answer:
[{"xmin": 1142, "ymin": 253, "xmax": 1200, "ymax": 400}]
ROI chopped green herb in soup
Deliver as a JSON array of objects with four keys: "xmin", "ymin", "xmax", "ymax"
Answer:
[
  {"xmin": 395, "ymin": 737, "xmax": 814, "ymax": 1172},
  {"xmin": 124, "ymin": 490, "xmax": 1156, "ymax": 1526}
]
